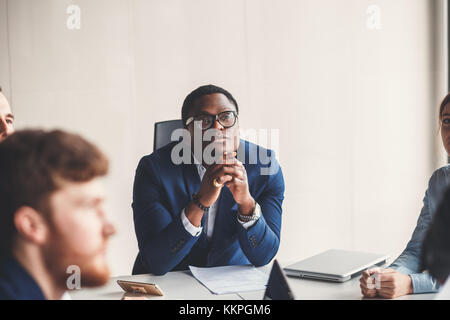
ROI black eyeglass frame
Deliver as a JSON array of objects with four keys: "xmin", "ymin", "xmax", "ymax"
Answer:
[{"xmin": 185, "ymin": 110, "xmax": 238, "ymax": 130}]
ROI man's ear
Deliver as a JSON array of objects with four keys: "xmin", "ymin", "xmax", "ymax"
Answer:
[{"xmin": 13, "ymin": 206, "xmax": 49, "ymax": 245}]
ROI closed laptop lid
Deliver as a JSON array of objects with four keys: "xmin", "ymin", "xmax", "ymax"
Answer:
[{"xmin": 284, "ymin": 249, "xmax": 389, "ymax": 279}]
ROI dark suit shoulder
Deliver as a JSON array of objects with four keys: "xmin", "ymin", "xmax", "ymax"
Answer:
[
  {"xmin": 0, "ymin": 257, "xmax": 46, "ymax": 300},
  {"xmin": 136, "ymin": 142, "xmax": 181, "ymax": 175}
]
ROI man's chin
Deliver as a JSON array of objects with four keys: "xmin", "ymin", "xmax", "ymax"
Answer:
[{"xmin": 81, "ymin": 263, "xmax": 111, "ymax": 287}]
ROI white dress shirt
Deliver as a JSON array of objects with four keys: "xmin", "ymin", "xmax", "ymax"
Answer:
[{"xmin": 181, "ymin": 162, "xmax": 258, "ymax": 239}]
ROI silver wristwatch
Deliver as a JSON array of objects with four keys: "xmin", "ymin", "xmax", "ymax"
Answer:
[{"xmin": 238, "ymin": 202, "xmax": 261, "ymax": 222}]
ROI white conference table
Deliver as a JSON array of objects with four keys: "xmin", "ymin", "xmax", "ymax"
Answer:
[{"xmin": 68, "ymin": 262, "xmax": 437, "ymax": 300}]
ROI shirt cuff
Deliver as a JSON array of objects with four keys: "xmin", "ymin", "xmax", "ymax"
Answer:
[
  {"xmin": 409, "ymin": 272, "xmax": 440, "ymax": 294},
  {"xmin": 181, "ymin": 209, "xmax": 202, "ymax": 237},
  {"xmin": 237, "ymin": 203, "xmax": 260, "ymax": 229}
]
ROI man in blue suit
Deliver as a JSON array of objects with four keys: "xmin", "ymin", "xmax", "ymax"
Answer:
[{"xmin": 132, "ymin": 84, "xmax": 285, "ymax": 275}]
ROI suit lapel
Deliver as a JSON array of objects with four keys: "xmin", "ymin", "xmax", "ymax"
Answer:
[
  {"xmin": 182, "ymin": 160, "xmax": 211, "ymax": 245},
  {"xmin": 182, "ymin": 156, "xmax": 201, "ymax": 199}
]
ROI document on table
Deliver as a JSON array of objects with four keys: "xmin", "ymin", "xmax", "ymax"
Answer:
[{"xmin": 189, "ymin": 265, "xmax": 269, "ymax": 295}]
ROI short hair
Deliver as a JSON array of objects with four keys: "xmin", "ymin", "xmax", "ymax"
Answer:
[
  {"xmin": 0, "ymin": 129, "xmax": 109, "ymax": 258},
  {"xmin": 181, "ymin": 84, "xmax": 239, "ymax": 126},
  {"xmin": 420, "ymin": 186, "xmax": 450, "ymax": 282}
]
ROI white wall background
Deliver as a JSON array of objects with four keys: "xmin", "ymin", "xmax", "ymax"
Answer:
[{"xmin": 0, "ymin": 0, "xmax": 447, "ymax": 276}]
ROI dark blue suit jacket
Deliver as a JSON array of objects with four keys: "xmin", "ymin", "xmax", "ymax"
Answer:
[
  {"xmin": 132, "ymin": 139, "xmax": 284, "ymax": 275},
  {"xmin": 0, "ymin": 256, "xmax": 46, "ymax": 300}
]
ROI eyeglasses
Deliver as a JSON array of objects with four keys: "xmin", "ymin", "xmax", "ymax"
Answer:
[{"xmin": 185, "ymin": 111, "xmax": 238, "ymax": 130}]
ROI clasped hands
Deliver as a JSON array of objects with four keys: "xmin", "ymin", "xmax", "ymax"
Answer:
[
  {"xmin": 360, "ymin": 268, "xmax": 413, "ymax": 299},
  {"xmin": 197, "ymin": 151, "xmax": 255, "ymax": 215}
]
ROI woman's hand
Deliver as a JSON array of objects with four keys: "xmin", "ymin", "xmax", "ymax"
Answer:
[{"xmin": 360, "ymin": 268, "xmax": 413, "ymax": 299}]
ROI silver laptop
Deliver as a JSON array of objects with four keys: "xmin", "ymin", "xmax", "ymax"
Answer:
[{"xmin": 283, "ymin": 249, "xmax": 389, "ymax": 282}]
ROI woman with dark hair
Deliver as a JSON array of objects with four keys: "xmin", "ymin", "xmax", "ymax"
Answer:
[
  {"xmin": 420, "ymin": 186, "xmax": 450, "ymax": 287},
  {"xmin": 360, "ymin": 93, "xmax": 450, "ymax": 298}
]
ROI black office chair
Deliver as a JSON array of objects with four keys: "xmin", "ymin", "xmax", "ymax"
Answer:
[{"xmin": 153, "ymin": 119, "xmax": 183, "ymax": 151}]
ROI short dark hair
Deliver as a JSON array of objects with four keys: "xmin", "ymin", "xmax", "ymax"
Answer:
[
  {"xmin": 181, "ymin": 84, "xmax": 239, "ymax": 126},
  {"xmin": 0, "ymin": 129, "xmax": 108, "ymax": 258},
  {"xmin": 420, "ymin": 186, "xmax": 450, "ymax": 282}
]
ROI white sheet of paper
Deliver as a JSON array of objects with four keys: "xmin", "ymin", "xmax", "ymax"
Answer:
[{"xmin": 189, "ymin": 265, "xmax": 269, "ymax": 295}]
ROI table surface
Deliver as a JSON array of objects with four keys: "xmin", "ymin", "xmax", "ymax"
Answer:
[{"xmin": 68, "ymin": 263, "xmax": 437, "ymax": 300}]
